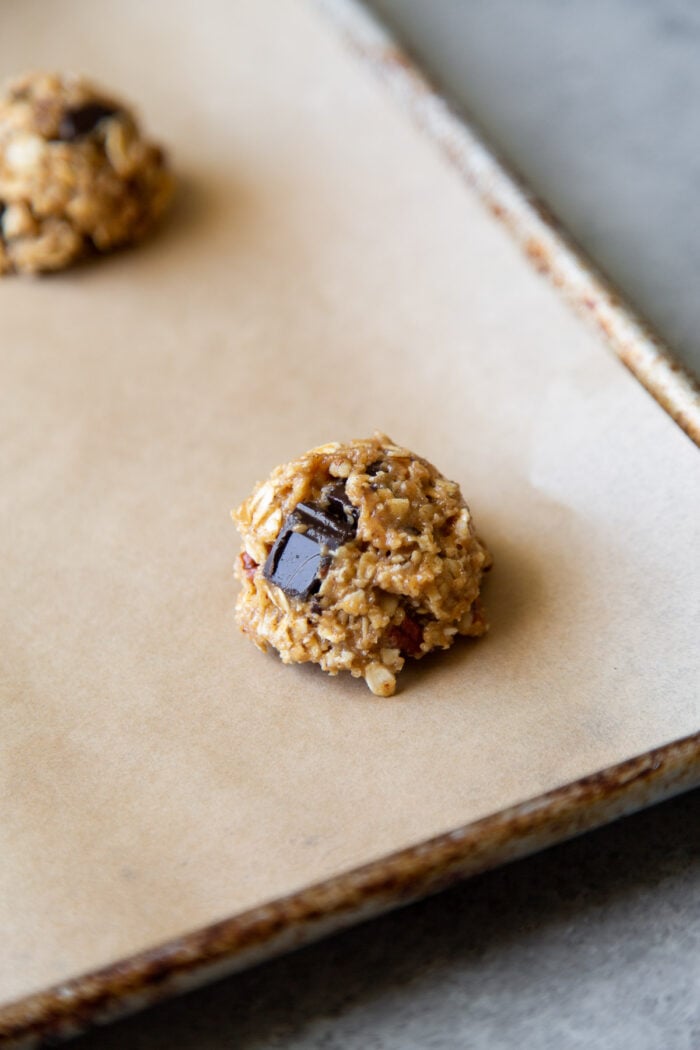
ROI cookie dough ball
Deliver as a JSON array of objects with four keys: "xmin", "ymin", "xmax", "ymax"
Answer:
[
  {"xmin": 233, "ymin": 434, "xmax": 492, "ymax": 697},
  {"xmin": 0, "ymin": 72, "xmax": 174, "ymax": 274}
]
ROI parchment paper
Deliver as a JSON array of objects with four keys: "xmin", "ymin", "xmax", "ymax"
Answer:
[{"xmin": 1, "ymin": 0, "xmax": 698, "ymax": 1007}]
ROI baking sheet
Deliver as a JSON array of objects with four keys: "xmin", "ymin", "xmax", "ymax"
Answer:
[{"xmin": 1, "ymin": 0, "xmax": 699, "ymax": 1019}]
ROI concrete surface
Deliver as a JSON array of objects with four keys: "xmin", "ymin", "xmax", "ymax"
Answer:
[{"xmin": 73, "ymin": 4, "xmax": 700, "ymax": 1047}]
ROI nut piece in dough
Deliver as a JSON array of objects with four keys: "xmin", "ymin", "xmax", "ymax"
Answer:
[
  {"xmin": 233, "ymin": 434, "xmax": 492, "ymax": 696},
  {"xmin": 0, "ymin": 72, "xmax": 174, "ymax": 274}
]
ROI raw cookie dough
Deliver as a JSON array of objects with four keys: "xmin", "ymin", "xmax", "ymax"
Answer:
[
  {"xmin": 233, "ymin": 434, "xmax": 492, "ymax": 696},
  {"xmin": 0, "ymin": 72, "xmax": 173, "ymax": 274}
]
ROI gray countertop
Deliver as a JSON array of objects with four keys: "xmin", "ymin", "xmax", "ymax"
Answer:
[{"xmin": 74, "ymin": 4, "xmax": 699, "ymax": 1047}]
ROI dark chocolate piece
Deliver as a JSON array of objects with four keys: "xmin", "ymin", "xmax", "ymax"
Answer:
[
  {"xmin": 325, "ymin": 481, "xmax": 359, "ymax": 524},
  {"xmin": 294, "ymin": 484, "xmax": 358, "ymax": 548},
  {"xmin": 263, "ymin": 483, "xmax": 358, "ymax": 600},
  {"xmin": 264, "ymin": 530, "xmax": 323, "ymax": 599},
  {"xmin": 57, "ymin": 102, "xmax": 117, "ymax": 141},
  {"xmin": 366, "ymin": 460, "xmax": 384, "ymax": 476}
]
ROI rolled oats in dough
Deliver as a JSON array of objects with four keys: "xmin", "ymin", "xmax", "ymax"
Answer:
[
  {"xmin": 233, "ymin": 434, "xmax": 492, "ymax": 696},
  {"xmin": 0, "ymin": 72, "xmax": 173, "ymax": 274}
]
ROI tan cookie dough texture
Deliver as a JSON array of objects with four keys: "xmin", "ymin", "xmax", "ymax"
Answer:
[
  {"xmin": 233, "ymin": 434, "xmax": 492, "ymax": 696},
  {"xmin": 0, "ymin": 72, "xmax": 173, "ymax": 274}
]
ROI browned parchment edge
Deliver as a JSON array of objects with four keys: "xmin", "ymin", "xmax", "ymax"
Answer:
[{"xmin": 3, "ymin": 2, "xmax": 700, "ymax": 1045}]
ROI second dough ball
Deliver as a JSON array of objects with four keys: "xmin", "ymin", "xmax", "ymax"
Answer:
[{"xmin": 0, "ymin": 72, "xmax": 174, "ymax": 274}]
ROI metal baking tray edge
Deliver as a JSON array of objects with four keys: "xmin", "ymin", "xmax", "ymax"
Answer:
[
  {"xmin": 2, "ymin": 0, "xmax": 699, "ymax": 1044},
  {"xmin": 322, "ymin": 0, "xmax": 700, "ymax": 445}
]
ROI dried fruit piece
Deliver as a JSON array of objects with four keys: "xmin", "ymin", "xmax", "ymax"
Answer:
[
  {"xmin": 387, "ymin": 613, "xmax": 424, "ymax": 657},
  {"xmin": 240, "ymin": 551, "xmax": 258, "ymax": 582}
]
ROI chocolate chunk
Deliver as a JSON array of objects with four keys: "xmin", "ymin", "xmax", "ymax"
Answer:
[
  {"xmin": 366, "ymin": 460, "xmax": 384, "ymax": 476},
  {"xmin": 295, "ymin": 484, "xmax": 358, "ymax": 548},
  {"xmin": 263, "ymin": 483, "xmax": 358, "ymax": 600},
  {"xmin": 57, "ymin": 102, "xmax": 117, "ymax": 141},
  {"xmin": 264, "ymin": 529, "xmax": 323, "ymax": 599},
  {"xmin": 325, "ymin": 481, "xmax": 359, "ymax": 523}
]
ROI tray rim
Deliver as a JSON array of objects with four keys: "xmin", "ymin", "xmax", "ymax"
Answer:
[
  {"xmin": 324, "ymin": 0, "xmax": 700, "ymax": 444},
  {"xmin": 2, "ymin": 0, "xmax": 699, "ymax": 1044},
  {"xmin": 2, "ymin": 732, "xmax": 699, "ymax": 1046}
]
